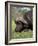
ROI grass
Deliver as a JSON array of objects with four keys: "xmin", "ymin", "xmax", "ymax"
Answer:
[
  {"xmin": 10, "ymin": 31, "xmax": 33, "ymax": 39},
  {"xmin": 10, "ymin": 19, "xmax": 33, "ymax": 39},
  {"xmin": 12, "ymin": 32, "xmax": 32, "ymax": 39}
]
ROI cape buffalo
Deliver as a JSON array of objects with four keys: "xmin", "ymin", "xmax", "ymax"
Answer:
[{"xmin": 15, "ymin": 11, "xmax": 33, "ymax": 32}]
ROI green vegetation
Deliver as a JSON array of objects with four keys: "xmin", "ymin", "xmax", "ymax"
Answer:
[{"xmin": 11, "ymin": 31, "xmax": 33, "ymax": 39}]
